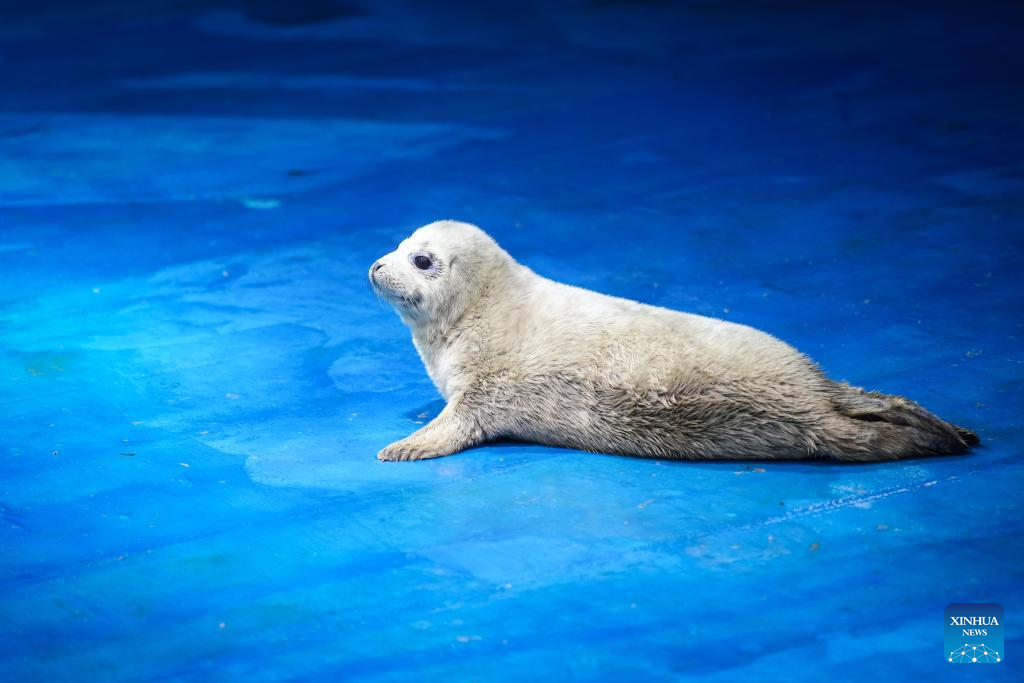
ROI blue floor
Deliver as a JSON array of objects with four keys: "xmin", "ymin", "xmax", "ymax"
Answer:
[{"xmin": 1, "ymin": 1, "xmax": 1022, "ymax": 680}]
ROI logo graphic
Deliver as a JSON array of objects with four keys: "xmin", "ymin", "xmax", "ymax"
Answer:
[{"xmin": 945, "ymin": 603, "xmax": 1003, "ymax": 664}]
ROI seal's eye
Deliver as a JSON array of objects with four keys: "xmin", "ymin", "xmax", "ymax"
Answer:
[{"xmin": 412, "ymin": 254, "xmax": 433, "ymax": 270}]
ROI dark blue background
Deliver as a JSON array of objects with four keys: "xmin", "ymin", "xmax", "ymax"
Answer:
[{"xmin": 1, "ymin": 1, "xmax": 1021, "ymax": 680}]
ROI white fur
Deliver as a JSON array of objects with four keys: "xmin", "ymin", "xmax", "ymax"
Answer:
[{"xmin": 368, "ymin": 220, "xmax": 975, "ymax": 462}]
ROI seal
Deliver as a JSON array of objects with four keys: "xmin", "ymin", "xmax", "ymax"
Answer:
[{"xmin": 368, "ymin": 220, "xmax": 979, "ymax": 462}]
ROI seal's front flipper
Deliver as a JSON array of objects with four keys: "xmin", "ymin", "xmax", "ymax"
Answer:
[
  {"xmin": 376, "ymin": 431, "xmax": 452, "ymax": 461},
  {"xmin": 376, "ymin": 401, "xmax": 483, "ymax": 462}
]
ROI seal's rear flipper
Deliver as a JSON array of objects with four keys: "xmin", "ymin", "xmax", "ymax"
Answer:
[
  {"xmin": 828, "ymin": 383, "xmax": 978, "ymax": 459},
  {"xmin": 953, "ymin": 425, "xmax": 980, "ymax": 447}
]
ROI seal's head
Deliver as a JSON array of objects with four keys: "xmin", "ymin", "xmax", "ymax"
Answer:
[{"xmin": 369, "ymin": 220, "xmax": 507, "ymax": 328}]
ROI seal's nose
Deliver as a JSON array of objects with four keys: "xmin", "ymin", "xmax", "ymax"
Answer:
[{"xmin": 370, "ymin": 261, "xmax": 384, "ymax": 280}]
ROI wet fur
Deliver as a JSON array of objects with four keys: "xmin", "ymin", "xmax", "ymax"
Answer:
[{"xmin": 369, "ymin": 221, "xmax": 978, "ymax": 462}]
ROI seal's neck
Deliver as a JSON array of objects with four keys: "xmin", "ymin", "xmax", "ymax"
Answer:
[{"xmin": 407, "ymin": 260, "xmax": 531, "ymax": 399}]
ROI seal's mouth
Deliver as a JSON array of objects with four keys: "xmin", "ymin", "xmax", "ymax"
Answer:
[
  {"xmin": 369, "ymin": 268, "xmax": 422, "ymax": 309},
  {"xmin": 378, "ymin": 288, "xmax": 422, "ymax": 308}
]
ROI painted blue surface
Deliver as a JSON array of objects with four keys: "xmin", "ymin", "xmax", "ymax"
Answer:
[{"xmin": 1, "ymin": 1, "xmax": 1022, "ymax": 680}]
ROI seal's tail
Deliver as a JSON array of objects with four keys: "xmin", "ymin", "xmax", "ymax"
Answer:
[{"xmin": 824, "ymin": 383, "xmax": 978, "ymax": 461}]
